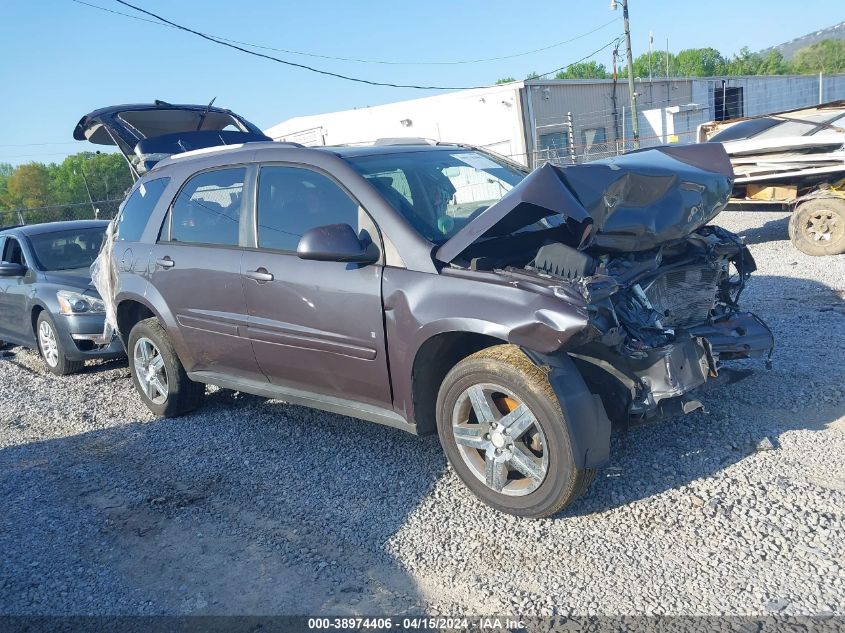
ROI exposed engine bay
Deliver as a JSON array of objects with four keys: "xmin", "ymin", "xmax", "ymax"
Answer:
[{"xmin": 451, "ymin": 222, "xmax": 773, "ymax": 424}]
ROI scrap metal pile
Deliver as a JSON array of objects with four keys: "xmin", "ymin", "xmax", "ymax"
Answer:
[{"xmin": 699, "ymin": 101, "xmax": 845, "ymax": 255}]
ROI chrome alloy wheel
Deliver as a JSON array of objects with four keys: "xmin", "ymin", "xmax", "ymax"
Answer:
[
  {"xmin": 451, "ymin": 383, "xmax": 549, "ymax": 496},
  {"xmin": 38, "ymin": 320, "xmax": 59, "ymax": 368},
  {"xmin": 133, "ymin": 337, "xmax": 169, "ymax": 405}
]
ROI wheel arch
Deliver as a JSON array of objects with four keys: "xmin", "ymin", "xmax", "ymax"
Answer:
[
  {"xmin": 115, "ymin": 296, "xmax": 158, "ymax": 348},
  {"xmin": 410, "ymin": 330, "xmax": 507, "ymax": 435},
  {"xmin": 30, "ymin": 301, "xmax": 48, "ymax": 337}
]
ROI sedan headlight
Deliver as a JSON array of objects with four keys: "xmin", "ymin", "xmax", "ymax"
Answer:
[{"xmin": 57, "ymin": 290, "xmax": 105, "ymax": 315}]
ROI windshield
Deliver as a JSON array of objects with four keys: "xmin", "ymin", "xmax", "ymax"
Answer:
[
  {"xmin": 346, "ymin": 149, "xmax": 526, "ymax": 243},
  {"xmin": 29, "ymin": 227, "xmax": 105, "ymax": 271}
]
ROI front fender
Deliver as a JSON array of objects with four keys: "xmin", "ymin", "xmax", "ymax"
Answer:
[
  {"xmin": 522, "ymin": 349, "xmax": 611, "ymax": 469},
  {"xmin": 383, "ymin": 266, "xmax": 593, "ymax": 426}
]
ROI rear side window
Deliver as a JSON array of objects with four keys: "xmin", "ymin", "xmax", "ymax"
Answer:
[
  {"xmin": 169, "ymin": 168, "xmax": 245, "ymax": 246},
  {"xmin": 116, "ymin": 177, "xmax": 169, "ymax": 242},
  {"xmin": 256, "ymin": 166, "xmax": 359, "ymax": 252}
]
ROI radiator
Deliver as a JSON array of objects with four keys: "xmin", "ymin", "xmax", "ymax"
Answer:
[{"xmin": 644, "ymin": 266, "xmax": 720, "ymax": 328}]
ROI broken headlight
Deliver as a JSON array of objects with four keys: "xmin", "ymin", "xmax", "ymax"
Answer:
[{"xmin": 57, "ymin": 290, "xmax": 105, "ymax": 315}]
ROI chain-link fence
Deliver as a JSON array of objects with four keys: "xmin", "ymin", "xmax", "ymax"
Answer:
[{"xmin": 0, "ymin": 198, "xmax": 123, "ymax": 228}]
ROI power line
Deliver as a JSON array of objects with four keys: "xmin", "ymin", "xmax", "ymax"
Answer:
[
  {"xmin": 71, "ymin": 0, "xmax": 619, "ymax": 66},
  {"xmin": 112, "ymin": 0, "xmax": 480, "ymax": 90},
  {"xmin": 112, "ymin": 0, "xmax": 619, "ymax": 91}
]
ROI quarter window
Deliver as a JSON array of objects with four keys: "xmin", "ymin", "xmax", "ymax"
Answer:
[
  {"xmin": 116, "ymin": 177, "xmax": 170, "ymax": 242},
  {"xmin": 170, "ymin": 168, "xmax": 245, "ymax": 246},
  {"xmin": 256, "ymin": 166, "xmax": 360, "ymax": 252}
]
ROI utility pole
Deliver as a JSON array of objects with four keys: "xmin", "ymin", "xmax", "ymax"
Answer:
[{"xmin": 611, "ymin": 0, "xmax": 639, "ymax": 148}]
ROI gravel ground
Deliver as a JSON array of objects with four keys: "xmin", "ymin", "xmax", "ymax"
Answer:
[{"xmin": 0, "ymin": 210, "xmax": 843, "ymax": 616}]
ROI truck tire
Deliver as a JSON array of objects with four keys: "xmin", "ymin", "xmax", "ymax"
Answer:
[
  {"xmin": 436, "ymin": 344, "xmax": 595, "ymax": 518},
  {"xmin": 789, "ymin": 198, "xmax": 845, "ymax": 256}
]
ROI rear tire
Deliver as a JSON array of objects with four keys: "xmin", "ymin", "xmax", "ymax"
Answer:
[
  {"xmin": 436, "ymin": 344, "xmax": 595, "ymax": 518},
  {"xmin": 789, "ymin": 198, "xmax": 845, "ymax": 256},
  {"xmin": 36, "ymin": 312, "xmax": 83, "ymax": 376},
  {"xmin": 128, "ymin": 317, "xmax": 205, "ymax": 417}
]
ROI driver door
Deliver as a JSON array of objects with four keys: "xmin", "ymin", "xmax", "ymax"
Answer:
[{"xmin": 240, "ymin": 164, "xmax": 391, "ymax": 408}]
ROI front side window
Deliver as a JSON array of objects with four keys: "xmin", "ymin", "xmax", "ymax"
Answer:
[
  {"xmin": 2, "ymin": 237, "xmax": 26, "ymax": 266},
  {"xmin": 169, "ymin": 168, "xmax": 245, "ymax": 246},
  {"xmin": 346, "ymin": 149, "xmax": 525, "ymax": 243},
  {"xmin": 116, "ymin": 177, "xmax": 169, "ymax": 242},
  {"xmin": 28, "ymin": 228, "xmax": 106, "ymax": 271},
  {"xmin": 256, "ymin": 166, "xmax": 360, "ymax": 252}
]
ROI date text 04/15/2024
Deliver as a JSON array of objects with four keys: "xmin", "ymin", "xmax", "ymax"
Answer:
[{"xmin": 307, "ymin": 617, "xmax": 526, "ymax": 630}]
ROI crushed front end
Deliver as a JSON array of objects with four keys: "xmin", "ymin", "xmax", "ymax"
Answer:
[{"xmin": 539, "ymin": 225, "xmax": 774, "ymax": 423}]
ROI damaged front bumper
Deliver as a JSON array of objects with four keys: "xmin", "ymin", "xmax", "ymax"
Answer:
[{"xmin": 570, "ymin": 310, "xmax": 774, "ymax": 423}]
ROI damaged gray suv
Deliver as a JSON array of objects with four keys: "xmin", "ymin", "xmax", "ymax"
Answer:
[{"xmin": 79, "ymin": 103, "xmax": 773, "ymax": 517}]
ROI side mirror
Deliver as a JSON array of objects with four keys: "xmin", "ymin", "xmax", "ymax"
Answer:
[
  {"xmin": 297, "ymin": 223, "xmax": 379, "ymax": 264},
  {"xmin": 0, "ymin": 262, "xmax": 26, "ymax": 278}
]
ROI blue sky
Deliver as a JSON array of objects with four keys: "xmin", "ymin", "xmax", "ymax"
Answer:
[{"xmin": 1, "ymin": 0, "xmax": 842, "ymax": 165}]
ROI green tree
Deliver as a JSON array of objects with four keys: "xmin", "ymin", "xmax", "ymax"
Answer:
[
  {"xmin": 554, "ymin": 61, "xmax": 608, "ymax": 79},
  {"xmin": 49, "ymin": 152, "xmax": 133, "ymax": 207},
  {"xmin": 793, "ymin": 39, "xmax": 845, "ymax": 74},
  {"xmin": 525, "ymin": 71, "xmax": 542, "ymax": 80},
  {"xmin": 5, "ymin": 163, "xmax": 53, "ymax": 209},
  {"xmin": 624, "ymin": 50, "xmax": 677, "ymax": 78},
  {"xmin": 0, "ymin": 163, "xmax": 13, "ymax": 209},
  {"xmin": 495, "ymin": 77, "xmax": 516, "ymax": 84},
  {"xmin": 756, "ymin": 50, "xmax": 791, "ymax": 75},
  {"xmin": 675, "ymin": 47, "xmax": 727, "ymax": 76}
]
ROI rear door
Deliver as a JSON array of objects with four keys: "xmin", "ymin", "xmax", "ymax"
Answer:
[
  {"xmin": 149, "ymin": 165, "xmax": 263, "ymax": 381},
  {"xmin": 240, "ymin": 164, "xmax": 391, "ymax": 407}
]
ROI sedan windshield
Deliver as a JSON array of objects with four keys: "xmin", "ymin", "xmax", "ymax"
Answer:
[
  {"xmin": 346, "ymin": 149, "xmax": 526, "ymax": 243},
  {"xmin": 29, "ymin": 227, "xmax": 105, "ymax": 271}
]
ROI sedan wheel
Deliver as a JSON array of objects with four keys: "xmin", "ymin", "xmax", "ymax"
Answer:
[
  {"xmin": 35, "ymin": 311, "xmax": 83, "ymax": 376},
  {"xmin": 38, "ymin": 320, "xmax": 59, "ymax": 368},
  {"xmin": 133, "ymin": 337, "xmax": 169, "ymax": 405},
  {"xmin": 452, "ymin": 383, "xmax": 549, "ymax": 496}
]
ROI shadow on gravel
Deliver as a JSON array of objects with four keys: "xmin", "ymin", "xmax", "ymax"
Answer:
[
  {"xmin": 0, "ymin": 389, "xmax": 442, "ymax": 615},
  {"xmin": 737, "ymin": 215, "xmax": 790, "ymax": 246},
  {"xmin": 564, "ymin": 275, "xmax": 845, "ymax": 517},
  {"xmin": 0, "ymin": 346, "xmax": 127, "ymax": 377}
]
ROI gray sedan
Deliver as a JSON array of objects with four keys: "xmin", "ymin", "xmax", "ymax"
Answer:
[{"xmin": 0, "ymin": 220, "xmax": 124, "ymax": 374}]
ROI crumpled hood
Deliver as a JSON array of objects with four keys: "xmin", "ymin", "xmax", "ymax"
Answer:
[{"xmin": 435, "ymin": 143, "xmax": 734, "ymax": 262}]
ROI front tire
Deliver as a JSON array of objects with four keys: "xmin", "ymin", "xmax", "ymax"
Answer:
[
  {"xmin": 128, "ymin": 317, "xmax": 205, "ymax": 417},
  {"xmin": 37, "ymin": 312, "xmax": 83, "ymax": 376},
  {"xmin": 436, "ymin": 345, "xmax": 595, "ymax": 518}
]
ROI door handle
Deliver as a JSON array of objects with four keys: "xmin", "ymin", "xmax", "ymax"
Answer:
[
  {"xmin": 156, "ymin": 257, "xmax": 175, "ymax": 269},
  {"xmin": 246, "ymin": 267, "xmax": 274, "ymax": 282}
]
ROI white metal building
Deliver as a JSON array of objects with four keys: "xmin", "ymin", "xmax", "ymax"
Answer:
[{"xmin": 265, "ymin": 74, "xmax": 845, "ymax": 168}]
